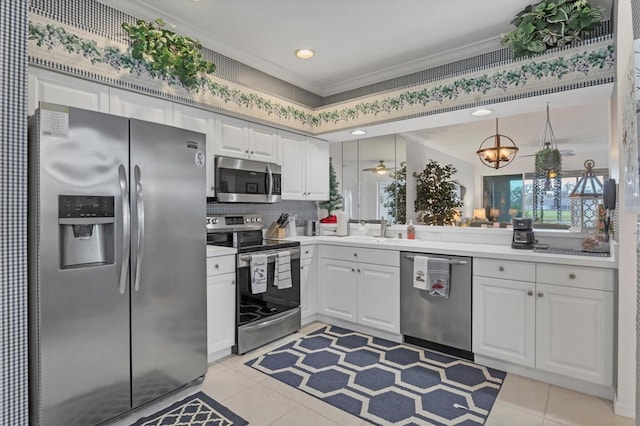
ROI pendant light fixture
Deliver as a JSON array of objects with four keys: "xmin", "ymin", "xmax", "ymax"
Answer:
[{"xmin": 476, "ymin": 118, "xmax": 518, "ymax": 169}]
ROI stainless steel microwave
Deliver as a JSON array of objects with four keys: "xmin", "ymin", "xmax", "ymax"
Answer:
[{"xmin": 215, "ymin": 156, "xmax": 282, "ymax": 203}]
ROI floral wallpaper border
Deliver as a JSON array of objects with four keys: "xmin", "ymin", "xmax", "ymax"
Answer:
[{"xmin": 28, "ymin": 13, "xmax": 615, "ymax": 135}]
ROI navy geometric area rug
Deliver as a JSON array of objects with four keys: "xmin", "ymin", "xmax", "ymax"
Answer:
[
  {"xmin": 247, "ymin": 325, "xmax": 506, "ymax": 425},
  {"xmin": 130, "ymin": 391, "xmax": 248, "ymax": 426}
]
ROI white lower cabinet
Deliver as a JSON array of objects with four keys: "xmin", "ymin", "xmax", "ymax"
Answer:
[
  {"xmin": 319, "ymin": 246, "xmax": 399, "ymax": 333},
  {"xmin": 535, "ymin": 283, "xmax": 613, "ymax": 385},
  {"xmin": 300, "ymin": 245, "xmax": 317, "ymax": 324},
  {"xmin": 206, "ymin": 254, "xmax": 236, "ymax": 362},
  {"xmin": 320, "ymin": 258, "xmax": 357, "ymax": 322},
  {"xmin": 473, "ymin": 259, "xmax": 614, "ymax": 386},
  {"xmin": 473, "ymin": 276, "xmax": 535, "ymax": 367}
]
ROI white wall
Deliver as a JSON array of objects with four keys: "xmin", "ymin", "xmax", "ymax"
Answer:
[{"xmin": 613, "ymin": 0, "xmax": 637, "ymax": 418}]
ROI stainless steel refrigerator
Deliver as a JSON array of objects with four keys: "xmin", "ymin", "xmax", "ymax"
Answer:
[{"xmin": 28, "ymin": 103, "xmax": 207, "ymax": 426}]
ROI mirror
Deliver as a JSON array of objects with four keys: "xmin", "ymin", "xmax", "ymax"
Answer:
[
  {"xmin": 329, "ymin": 99, "xmax": 611, "ymax": 226},
  {"xmin": 330, "ymin": 135, "xmax": 406, "ymax": 224}
]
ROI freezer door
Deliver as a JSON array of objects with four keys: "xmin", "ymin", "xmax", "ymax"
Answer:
[
  {"xmin": 129, "ymin": 119, "xmax": 207, "ymax": 408},
  {"xmin": 29, "ymin": 104, "xmax": 131, "ymax": 426}
]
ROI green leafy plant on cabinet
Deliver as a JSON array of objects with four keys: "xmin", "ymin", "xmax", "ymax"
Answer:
[
  {"xmin": 414, "ymin": 160, "xmax": 463, "ymax": 226},
  {"xmin": 121, "ymin": 18, "xmax": 216, "ymax": 90},
  {"xmin": 501, "ymin": 0, "xmax": 604, "ymax": 58}
]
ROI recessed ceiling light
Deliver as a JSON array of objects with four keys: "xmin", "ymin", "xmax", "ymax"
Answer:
[
  {"xmin": 350, "ymin": 130, "xmax": 367, "ymax": 136},
  {"xmin": 295, "ymin": 48, "xmax": 314, "ymax": 59},
  {"xmin": 471, "ymin": 108, "xmax": 493, "ymax": 117}
]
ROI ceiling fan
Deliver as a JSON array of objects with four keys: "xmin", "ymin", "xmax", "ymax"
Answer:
[{"xmin": 362, "ymin": 160, "xmax": 396, "ymax": 175}]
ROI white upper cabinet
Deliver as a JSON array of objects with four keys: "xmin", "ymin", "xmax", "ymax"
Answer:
[
  {"xmin": 109, "ymin": 87, "xmax": 173, "ymax": 124},
  {"xmin": 213, "ymin": 115, "xmax": 278, "ymax": 163},
  {"xmin": 173, "ymin": 104, "xmax": 215, "ymax": 197},
  {"xmin": 279, "ymin": 131, "xmax": 329, "ymax": 201},
  {"xmin": 28, "ymin": 68, "xmax": 110, "ymax": 115},
  {"xmin": 305, "ymin": 137, "xmax": 330, "ymax": 200}
]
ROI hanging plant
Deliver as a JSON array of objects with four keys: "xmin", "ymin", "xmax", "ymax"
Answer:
[
  {"xmin": 413, "ymin": 160, "xmax": 463, "ymax": 226},
  {"xmin": 121, "ymin": 18, "xmax": 216, "ymax": 90},
  {"xmin": 501, "ymin": 0, "xmax": 605, "ymax": 59},
  {"xmin": 534, "ymin": 147, "xmax": 562, "ymax": 173},
  {"xmin": 533, "ymin": 148, "xmax": 562, "ymax": 222}
]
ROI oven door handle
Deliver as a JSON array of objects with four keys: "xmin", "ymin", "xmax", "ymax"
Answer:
[
  {"xmin": 403, "ymin": 254, "xmax": 467, "ymax": 265},
  {"xmin": 241, "ymin": 307, "xmax": 300, "ymax": 332}
]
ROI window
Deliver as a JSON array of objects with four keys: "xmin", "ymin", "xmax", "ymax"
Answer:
[
  {"xmin": 523, "ymin": 168, "xmax": 608, "ymax": 224},
  {"xmin": 483, "ymin": 168, "xmax": 608, "ymax": 224}
]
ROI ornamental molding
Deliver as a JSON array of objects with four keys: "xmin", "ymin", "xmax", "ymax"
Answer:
[{"xmin": 28, "ymin": 12, "xmax": 615, "ymax": 136}]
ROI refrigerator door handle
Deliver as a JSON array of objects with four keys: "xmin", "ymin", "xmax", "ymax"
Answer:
[
  {"xmin": 118, "ymin": 165, "xmax": 130, "ymax": 295},
  {"xmin": 133, "ymin": 165, "xmax": 145, "ymax": 292}
]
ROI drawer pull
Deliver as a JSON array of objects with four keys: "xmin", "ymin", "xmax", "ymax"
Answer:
[
  {"xmin": 538, "ymin": 292, "xmax": 544, "ymax": 298},
  {"xmin": 527, "ymin": 290, "xmax": 533, "ymax": 296},
  {"xmin": 498, "ymin": 266, "xmax": 505, "ymax": 272},
  {"xmin": 569, "ymin": 273, "xmax": 576, "ymax": 279}
]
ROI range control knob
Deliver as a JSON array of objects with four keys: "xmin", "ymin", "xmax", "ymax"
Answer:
[
  {"xmin": 257, "ymin": 217, "xmax": 262, "ymax": 223},
  {"xmin": 245, "ymin": 217, "xmax": 251, "ymax": 223}
]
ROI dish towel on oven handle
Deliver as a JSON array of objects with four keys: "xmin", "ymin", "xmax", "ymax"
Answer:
[
  {"xmin": 413, "ymin": 256, "xmax": 450, "ymax": 297},
  {"xmin": 274, "ymin": 251, "xmax": 292, "ymax": 289},
  {"xmin": 250, "ymin": 253, "xmax": 267, "ymax": 294}
]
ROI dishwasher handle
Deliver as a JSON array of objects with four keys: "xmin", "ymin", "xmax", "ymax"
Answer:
[{"xmin": 403, "ymin": 254, "xmax": 468, "ymax": 265}]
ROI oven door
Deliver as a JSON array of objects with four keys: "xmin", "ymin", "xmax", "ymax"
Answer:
[
  {"xmin": 235, "ymin": 247, "xmax": 301, "ymax": 354},
  {"xmin": 215, "ymin": 156, "xmax": 281, "ymax": 203}
]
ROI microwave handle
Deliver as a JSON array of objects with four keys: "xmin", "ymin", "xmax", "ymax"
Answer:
[{"xmin": 267, "ymin": 164, "xmax": 273, "ymax": 198}]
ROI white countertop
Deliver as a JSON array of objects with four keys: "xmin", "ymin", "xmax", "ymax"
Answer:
[{"xmin": 277, "ymin": 235, "xmax": 616, "ymax": 269}]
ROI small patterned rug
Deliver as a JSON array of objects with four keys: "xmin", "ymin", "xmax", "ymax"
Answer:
[
  {"xmin": 130, "ymin": 391, "xmax": 248, "ymax": 426},
  {"xmin": 247, "ymin": 325, "xmax": 506, "ymax": 425}
]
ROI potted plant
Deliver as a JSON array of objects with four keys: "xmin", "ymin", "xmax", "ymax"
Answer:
[
  {"xmin": 121, "ymin": 18, "xmax": 216, "ymax": 90},
  {"xmin": 501, "ymin": 0, "xmax": 605, "ymax": 59},
  {"xmin": 413, "ymin": 160, "xmax": 463, "ymax": 226},
  {"xmin": 383, "ymin": 161, "xmax": 407, "ymax": 224},
  {"xmin": 319, "ymin": 157, "xmax": 343, "ymax": 220}
]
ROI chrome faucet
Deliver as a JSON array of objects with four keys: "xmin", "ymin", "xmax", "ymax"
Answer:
[{"xmin": 380, "ymin": 217, "xmax": 387, "ymax": 238}]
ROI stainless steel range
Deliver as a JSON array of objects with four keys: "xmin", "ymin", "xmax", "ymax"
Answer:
[{"xmin": 207, "ymin": 214, "xmax": 301, "ymax": 354}]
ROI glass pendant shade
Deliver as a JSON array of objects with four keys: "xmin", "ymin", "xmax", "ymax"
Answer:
[
  {"xmin": 570, "ymin": 159, "xmax": 603, "ymax": 232},
  {"xmin": 476, "ymin": 118, "xmax": 518, "ymax": 169}
]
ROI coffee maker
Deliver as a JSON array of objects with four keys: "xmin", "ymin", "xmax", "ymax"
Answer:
[{"xmin": 511, "ymin": 218, "xmax": 535, "ymax": 249}]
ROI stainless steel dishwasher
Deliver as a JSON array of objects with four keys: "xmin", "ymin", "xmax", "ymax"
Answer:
[{"xmin": 400, "ymin": 252, "xmax": 473, "ymax": 360}]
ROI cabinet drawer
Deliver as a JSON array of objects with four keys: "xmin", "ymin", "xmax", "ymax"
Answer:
[
  {"xmin": 207, "ymin": 255, "xmax": 235, "ymax": 277},
  {"xmin": 474, "ymin": 258, "xmax": 535, "ymax": 282},
  {"xmin": 536, "ymin": 263, "xmax": 614, "ymax": 291},
  {"xmin": 301, "ymin": 245, "xmax": 315, "ymax": 260},
  {"xmin": 319, "ymin": 245, "xmax": 399, "ymax": 267}
]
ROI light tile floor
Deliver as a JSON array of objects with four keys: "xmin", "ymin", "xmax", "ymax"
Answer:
[{"xmin": 111, "ymin": 322, "xmax": 634, "ymax": 426}]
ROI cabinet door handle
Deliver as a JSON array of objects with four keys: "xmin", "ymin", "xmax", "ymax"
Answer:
[
  {"xmin": 305, "ymin": 250, "xmax": 309, "ymax": 254},
  {"xmin": 357, "ymin": 269, "xmax": 361, "ymax": 273},
  {"xmin": 351, "ymin": 268, "xmax": 355, "ymax": 272},
  {"xmin": 538, "ymin": 292, "xmax": 544, "ymax": 297},
  {"xmin": 498, "ymin": 266, "xmax": 505, "ymax": 272},
  {"xmin": 245, "ymin": 149, "xmax": 249, "ymax": 154},
  {"xmin": 569, "ymin": 273, "xmax": 576, "ymax": 279},
  {"xmin": 353, "ymin": 253, "xmax": 357, "ymax": 257},
  {"xmin": 232, "ymin": 280, "xmax": 236, "ymax": 285},
  {"xmin": 250, "ymin": 150, "xmax": 254, "ymax": 154},
  {"xmin": 214, "ymin": 264, "xmax": 219, "ymax": 269},
  {"xmin": 527, "ymin": 290, "xmax": 533, "ymax": 296}
]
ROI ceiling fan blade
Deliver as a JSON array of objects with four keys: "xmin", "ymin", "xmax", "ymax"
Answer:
[{"xmin": 520, "ymin": 149, "xmax": 575, "ymax": 158}]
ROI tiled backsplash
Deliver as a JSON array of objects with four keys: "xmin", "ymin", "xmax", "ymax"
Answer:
[{"xmin": 207, "ymin": 200, "xmax": 319, "ymax": 228}]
